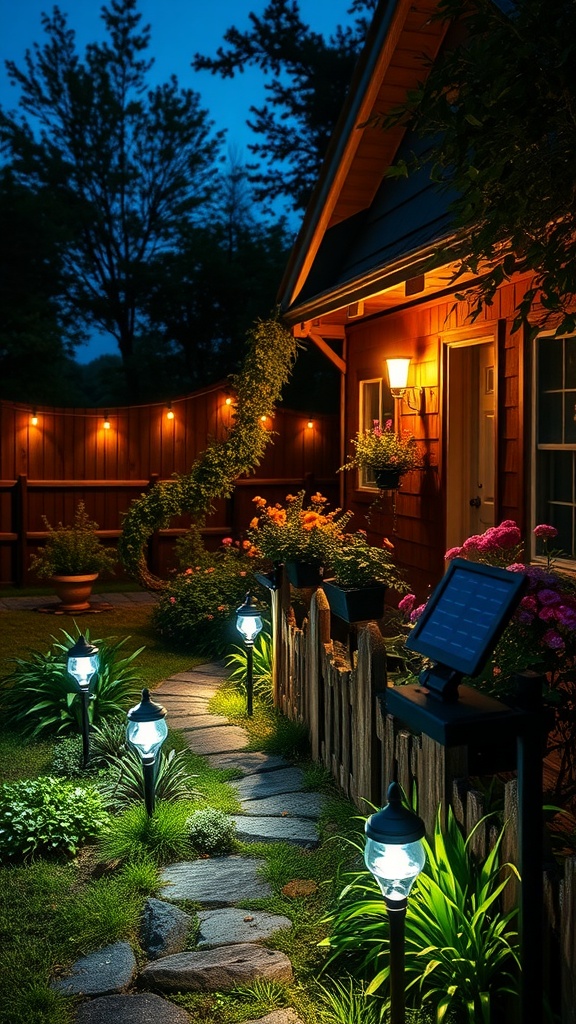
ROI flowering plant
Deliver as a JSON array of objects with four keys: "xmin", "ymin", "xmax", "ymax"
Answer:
[
  {"xmin": 339, "ymin": 419, "xmax": 420, "ymax": 474},
  {"xmin": 247, "ymin": 491, "xmax": 353, "ymax": 568},
  {"xmin": 326, "ymin": 532, "xmax": 408, "ymax": 592},
  {"xmin": 30, "ymin": 501, "xmax": 116, "ymax": 579}
]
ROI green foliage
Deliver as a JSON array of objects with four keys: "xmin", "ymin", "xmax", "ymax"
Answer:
[
  {"xmin": 322, "ymin": 806, "xmax": 520, "ymax": 1023},
  {"xmin": 187, "ymin": 807, "xmax": 237, "ymax": 854},
  {"xmin": 340, "ymin": 421, "xmax": 420, "ymax": 474},
  {"xmin": 118, "ymin": 316, "xmax": 301, "ymax": 587},
  {"xmin": 97, "ymin": 800, "xmax": 194, "ymax": 865},
  {"xmin": 29, "ymin": 501, "xmax": 117, "ymax": 579},
  {"xmin": 226, "ymin": 628, "xmax": 274, "ymax": 705},
  {"xmin": 49, "ymin": 734, "xmax": 86, "ymax": 777},
  {"xmin": 98, "ymin": 747, "xmax": 198, "ymax": 812},
  {"xmin": 0, "ymin": 627, "xmax": 143, "ymax": 738},
  {"xmin": 248, "ymin": 490, "xmax": 353, "ymax": 568},
  {"xmin": 375, "ymin": 0, "xmax": 576, "ymax": 339},
  {"xmin": 326, "ymin": 532, "xmax": 408, "ymax": 590},
  {"xmin": 313, "ymin": 976, "xmax": 383, "ymax": 1024},
  {"xmin": 0, "ymin": 776, "xmax": 109, "ymax": 862},
  {"xmin": 152, "ymin": 541, "xmax": 265, "ymax": 657}
]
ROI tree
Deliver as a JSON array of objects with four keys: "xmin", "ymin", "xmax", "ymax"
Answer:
[
  {"xmin": 0, "ymin": 0, "xmax": 224, "ymax": 395},
  {"xmin": 372, "ymin": 0, "xmax": 576, "ymax": 337},
  {"xmin": 192, "ymin": 0, "xmax": 377, "ymax": 213}
]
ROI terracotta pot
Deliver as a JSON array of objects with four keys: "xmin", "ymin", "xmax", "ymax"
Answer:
[
  {"xmin": 284, "ymin": 560, "xmax": 323, "ymax": 588},
  {"xmin": 50, "ymin": 574, "xmax": 99, "ymax": 612},
  {"xmin": 323, "ymin": 580, "xmax": 387, "ymax": 623},
  {"xmin": 374, "ymin": 468, "xmax": 401, "ymax": 490}
]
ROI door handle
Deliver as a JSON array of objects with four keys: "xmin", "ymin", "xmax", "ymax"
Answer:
[{"xmin": 469, "ymin": 496, "xmax": 481, "ymax": 508}]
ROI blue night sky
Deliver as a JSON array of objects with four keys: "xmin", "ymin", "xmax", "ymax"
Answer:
[{"xmin": 0, "ymin": 0, "xmax": 354, "ymax": 362}]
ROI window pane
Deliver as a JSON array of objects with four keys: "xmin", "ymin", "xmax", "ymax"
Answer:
[
  {"xmin": 361, "ymin": 381, "xmax": 381, "ymax": 432},
  {"xmin": 538, "ymin": 337, "xmax": 563, "ymax": 391},
  {"xmin": 538, "ymin": 391, "xmax": 563, "ymax": 443},
  {"xmin": 547, "ymin": 504, "xmax": 574, "ymax": 558},
  {"xmin": 538, "ymin": 450, "xmax": 573, "ymax": 504},
  {"xmin": 566, "ymin": 337, "xmax": 576, "ymax": 389},
  {"xmin": 565, "ymin": 394, "xmax": 576, "ymax": 444}
]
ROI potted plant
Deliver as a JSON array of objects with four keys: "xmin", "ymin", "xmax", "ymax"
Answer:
[
  {"xmin": 30, "ymin": 501, "xmax": 116, "ymax": 611},
  {"xmin": 323, "ymin": 532, "xmax": 408, "ymax": 622},
  {"xmin": 339, "ymin": 419, "xmax": 420, "ymax": 489},
  {"xmin": 248, "ymin": 490, "xmax": 353, "ymax": 587}
]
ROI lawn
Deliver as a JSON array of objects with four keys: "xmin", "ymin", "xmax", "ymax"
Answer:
[{"xmin": 0, "ymin": 601, "xmax": 366, "ymax": 1024}]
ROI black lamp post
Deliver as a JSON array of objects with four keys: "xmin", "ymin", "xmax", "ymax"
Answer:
[
  {"xmin": 67, "ymin": 635, "xmax": 99, "ymax": 768},
  {"xmin": 235, "ymin": 592, "xmax": 263, "ymax": 717},
  {"xmin": 126, "ymin": 689, "xmax": 168, "ymax": 816},
  {"xmin": 365, "ymin": 782, "xmax": 426, "ymax": 1024}
]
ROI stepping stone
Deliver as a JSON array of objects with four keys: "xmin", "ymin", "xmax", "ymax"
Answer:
[
  {"xmin": 74, "ymin": 992, "xmax": 191, "ymax": 1024},
  {"xmin": 246, "ymin": 1012, "xmax": 304, "ymax": 1024},
  {"xmin": 231, "ymin": 815, "xmax": 319, "ymax": 847},
  {"xmin": 161, "ymin": 856, "xmax": 271, "ymax": 905},
  {"xmin": 197, "ymin": 907, "xmax": 292, "ymax": 947},
  {"xmin": 239, "ymin": 792, "xmax": 326, "ymax": 819},
  {"xmin": 184, "ymin": 725, "xmax": 248, "ymax": 756},
  {"xmin": 51, "ymin": 941, "xmax": 136, "ymax": 996},
  {"xmin": 172, "ymin": 714, "xmax": 231, "ymax": 730},
  {"xmin": 139, "ymin": 943, "xmax": 293, "ymax": 992},
  {"xmin": 155, "ymin": 698, "xmax": 211, "ymax": 713},
  {"xmin": 140, "ymin": 898, "xmax": 194, "ymax": 960},
  {"xmin": 189, "ymin": 662, "xmax": 228, "ymax": 676},
  {"xmin": 153, "ymin": 680, "xmax": 219, "ymax": 697},
  {"xmin": 231, "ymin": 767, "xmax": 305, "ymax": 801},
  {"xmin": 203, "ymin": 752, "xmax": 289, "ymax": 775}
]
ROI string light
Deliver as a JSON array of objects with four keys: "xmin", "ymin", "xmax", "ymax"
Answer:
[
  {"xmin": 103, "ymin": 412, "xmax": 111, "ymax": 429},
  {"xmin": 260, "ymin": 414, "xmax": 267, "ymax": 423},
  {"xmin": 225, "ymin": 396, "xmax": 232, "ymax": 406},
  {"xmin": 166, "ymin": 404, "xmax": 175, "ymax": 420},
  {"xmin": 307, "ymin": 418, "xmax": 314, "ymax": 429},
  {"xmin": 31, "ymin": 410, "xmax": 38, "ymax": 426}
]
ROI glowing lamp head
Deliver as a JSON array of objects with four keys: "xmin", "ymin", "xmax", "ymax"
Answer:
[
  {"xmin": 31, "ymin": 411, "xmax": 38, "ymax": 426},
  {"xmin": 307, "ymin": 419, "xmax": 314, "ymax": 429},
  {"xmin": 126, "ymin": 689, "xmax": 168, "ymax": 764},
  {"xmin": 103, "ymin": 412, "xmax": 111, "ymax": 429},
  {"xmin": 236, "ymin": 592, "xmax": 263, "ymax": 645},
  {"xmin": 67, "ymin": 635, "xmax": 99, "ymax": 692},
  {"xmin": 364, "ymin": 782, "xmax": 426, "ymax": 904},
  {"xmin": 386, "ymin": 358, "xmax": 411, "ymax": 399},
  {"xmin": 166, "ymin": 405, "xmax": 174, "ymax": 420}
]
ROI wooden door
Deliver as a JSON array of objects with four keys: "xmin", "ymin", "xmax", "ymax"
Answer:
[{"xmin": 445, "ymin": 340, "xmax": 495, "ymax": 551}]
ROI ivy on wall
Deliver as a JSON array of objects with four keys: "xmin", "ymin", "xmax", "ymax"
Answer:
[{"xmin": 118, "ymin": 317, "xmax": 300, "ymax": 589}]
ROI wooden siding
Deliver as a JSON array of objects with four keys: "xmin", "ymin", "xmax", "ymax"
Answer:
[{"xmin": 0, "ymin": 390, "xmax": 340, "ymax": 586}]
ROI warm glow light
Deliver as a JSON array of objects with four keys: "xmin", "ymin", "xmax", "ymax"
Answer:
[
  {"xmin": 31, "ymin": 411, "xmax": 38, "ymax": 426},
  {"xmin": 260, "ymin": 415, "xmax": 267, "ymax": 422},
  {"xmin": 225, "ymin": 396, "xmax": 232, "ymax": 406},
  {"xmin": 103, "ymin": 414, "xmax": 111, "ymax": 429},
  {"xmin": 307, "ymin": 419, "xmax": 314, "ymax": 429},
  {"xmin": 386, "ymin": 358, "xmax": 411, "ymax": 394},
  {"xmin": 166, "ymin": 405, "xmax": 175, "ymax": 420}
]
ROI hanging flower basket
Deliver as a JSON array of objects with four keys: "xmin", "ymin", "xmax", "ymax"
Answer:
[
  {"xmin": 323, "ymin": 580, "xmax": 387, "ymax": 623},
  {"xmin": 375, "ymin": 468, "xmax": 402, "ymax": 490}
]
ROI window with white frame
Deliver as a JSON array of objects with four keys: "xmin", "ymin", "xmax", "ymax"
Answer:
[
  {"xmin": 358, "ymin": 378, "xmax": 394, "ymax": 489},
  {"xmin": 535, "ymin": 334, "xmax": 576, "ymax": 559}
]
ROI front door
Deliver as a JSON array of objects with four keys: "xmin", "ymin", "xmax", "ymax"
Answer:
[{"xmin": 445, "ymin": 340, "xmax": 495, "ymax": 551}]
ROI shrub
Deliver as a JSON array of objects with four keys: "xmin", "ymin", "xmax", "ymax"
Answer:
[
  {"xmin": 50, "ymin": 734, "xmax": 85, "ymax": 776},
  {"xmin": 0, "ymin": 628, "xmax": 144, "ymax": 738},
  {"xmin": 247, "ymin": 490, "xmax": 353, "ymax": 568},
  {"xmin": 152, "ymin": 540, "xmax": 264, "ymax": 656},
  {"xmin": 187, "ymin": 807, "xmax": 236, "ymax": 854},
  {"xmin": 97, "ymin": 801, "xmax": 193, "ymax": 864},
  {"xmin": 97, "ymin": 747, "xmax": 198, "ymax": 812},
  {"xmin": 0, "ymin": 776, "xmax": 109, "ymax": 861},
  {"xmin": 29, "ymin": 500, "xmax": 116, "ymax": 579}
]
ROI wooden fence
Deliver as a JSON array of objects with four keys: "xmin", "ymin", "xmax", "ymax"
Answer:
[
  {"xmin": 272, "ymin": 581, "xmax": 576, "ymax": 1024},
  {"xmin": 0, "ymin": 392, "xmax": 339, "ymax": 585}
]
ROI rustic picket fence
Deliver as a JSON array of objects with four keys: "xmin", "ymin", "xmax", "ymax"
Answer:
[{"xmin": 271, "ymin": 579, "xmax": 576, "ymax": 1024}]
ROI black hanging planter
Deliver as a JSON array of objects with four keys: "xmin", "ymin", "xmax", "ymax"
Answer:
[
  {"xmin": 374, "ymin": 468, "xmax": 401, "ymax": 490},
  {"xmin": 285, "ymin": 560, "xmax": 323, "ymax": 588},
  {"xmin": 322, "ymin": 580, "xmax": 387, "ymax": 623}
]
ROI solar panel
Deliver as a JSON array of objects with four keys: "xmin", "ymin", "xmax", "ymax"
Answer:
[{"xmin": 405, "ymin": 558, "xmax": 527, "ymax": 680}]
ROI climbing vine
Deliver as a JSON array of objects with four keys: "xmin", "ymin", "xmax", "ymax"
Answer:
[{"xmin": 118, "ymin": 317, "xmax": 300, "ymax": 589}]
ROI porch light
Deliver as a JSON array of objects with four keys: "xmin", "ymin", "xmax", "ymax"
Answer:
[
  {"xmin": 365, "ymin": 781, "xmax": 426, "ymax": 1024},
  {"xmin": 235, "ymin": 592, "xmax": 263, "ymax": 717},
  {"xmin": 386, "ymin": 358, "xmax": 411, "ymax": 399},
  {"xmin": 67, "ymin": 635, "xmax": 99, "ymax": 768},
  {"xmin": 127, "ymin": 689, "xmax": 168, "ymax": 816}
]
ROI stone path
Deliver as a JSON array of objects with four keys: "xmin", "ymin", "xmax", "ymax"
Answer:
[{"xmin": 51, "ymin": 661, "xmax": 322, "ymax": 1023}]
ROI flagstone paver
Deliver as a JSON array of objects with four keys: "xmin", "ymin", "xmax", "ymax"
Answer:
[
  {"xmin": 74, "ymin": 993, "xmax": 191, "ymax": 1024},
  {"xmin": 183, "ymin": 724, "xmax": 249, "ymax": 755},
  {"xmin": 160, "ymin": 856, "xmax": 272, "ymax": 904},
  {"xmin": 196, "ymin": 907, "xmax": 292, "ymax": 947},
  {"xmin": 139, "ymin": 944, "xmax": 293, "ymax": 992},
  {"xmin": 51, "ymin": 942, "xmax": 137, "ymax": 997},
  {"xmin": 239, "ymin": 792, "xmax": 326, "ymax": 818},
  {"xmin": 230, "ymin": 766, "xmax": 306, "ymax": 801},
  {"xmin": 231, "ymin": 814, "xmax": 319, "ymax": 847},
  {"xmin": 203, "ymin": 751, "xmax": 289, "ymax": 775}
]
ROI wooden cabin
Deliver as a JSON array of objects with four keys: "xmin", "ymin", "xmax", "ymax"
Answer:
[{"xmin": 279, "ymin": 0, "xmax": 557, "ymax": 600}]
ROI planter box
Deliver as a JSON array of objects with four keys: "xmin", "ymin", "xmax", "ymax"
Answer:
[
  {"xmin": 323, "ymin": 580, "xmax": 387, "ymax": 622},
  {"xmin": 285, "ymin": 560, "xmax": 323, "ymax": 588},
  {"xmin": 375, "ymin": 468, "xmax": 401, "ymax": 490}
]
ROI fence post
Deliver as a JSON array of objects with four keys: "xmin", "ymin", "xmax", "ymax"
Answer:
[{"xmin": 15, "ymin": 474, "xmax": 28, "ymax": 586}]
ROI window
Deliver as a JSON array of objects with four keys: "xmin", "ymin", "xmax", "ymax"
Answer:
[
  {"xmin": 535, "ymin": 335, "xmax": 576, "ymax": 559},
  {"xmin": 358, "ymin": 378, "xmax": 394, "ymax": 489}
]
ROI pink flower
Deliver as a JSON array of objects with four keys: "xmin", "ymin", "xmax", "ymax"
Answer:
[
  {"xmin": 534, "ymin": 524, "xmax": 558, "ymax": 540},
  {"xmin": 521, "ymin": 595, "xmax": 538, "ymax": 613},
  {"xmin": 542, "ymin": 629, "xmax": 565, "ymax": 651},
  {"xmin": 169, "ymin": 596, "xmax": 176, "ymax": 604},
  {"xmin": 398, "ymin": 593, "xmax": 416, "ymax": 615},
  {"xmin": 222, "ymin": 537, "xmax": 233, "ymax": 546},
  {"xmin": 410, "ymin": 603, "xmax": 426, "ymax": 623},
  {"xmin": 538, "ymin": 606, "xmax": 557, "ymax": 622},
  {"xmin": 385, "ymin": 419, "xmax": 393, "ymax": 430},
  {"xmin": 445, "ymin": 546, "xmax": 463, "ymax": 560}
]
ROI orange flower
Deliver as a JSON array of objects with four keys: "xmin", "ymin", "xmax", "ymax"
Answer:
[
  {"xmin": 249, "ymin": 517, "xmax": 259, "ymax": 529},
  {"xmin": 242, "ymin": 539, "xmax": 251, "ymax": 550},
  {"xmin": 253, "ymin": 496, "xmax": 267, "ymax": 507},
  {"xmin": 382, "ymin": 537, "xmax": 395, "ymax": 552}
]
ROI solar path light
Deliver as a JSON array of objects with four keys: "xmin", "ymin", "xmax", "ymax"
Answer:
[
  {"xmin": 235, "ymin": 592, "xmax": 263, "ymax": 717},
  {"xmin": 126, "ymin": 689, "xmax": 168, "ymax": 816},
  {"xmin": 67, "ymin": 635, "xmax": 99, "ymax": 768}
]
